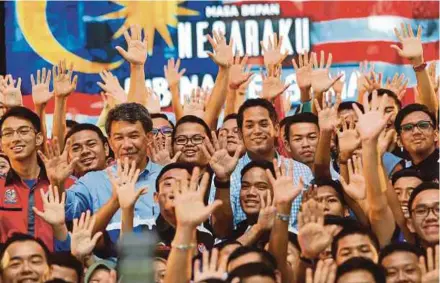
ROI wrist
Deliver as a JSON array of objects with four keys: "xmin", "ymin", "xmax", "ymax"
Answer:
[
  {"xmin": 130, "ymin": 62, "xmax": 145, "ymax": 68},
  {"xmin": 276, "ymin": 204, "xmax": 292, "ymax": 215},
  {"xmin": 411, "ymin": 56, "xmax": 424, "ymax": 67}
]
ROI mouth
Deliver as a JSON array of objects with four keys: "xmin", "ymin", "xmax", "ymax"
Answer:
[
  {"xmin": 11, "ymin": 145, "xmax": 25, "ymax": 153},
  {"xmin": 120, "ymin": 152, "xmax": 137, "ymax": 158},
  {"xmin": 80, "ymin": 157, "xmax": 95, "ymax": 166},
  {"xmin": 251, "ymin": 136, "xmax": 266, "ymax": 143},
  {"xmin": 227, "ymin": 139, "xmax": 237, "ymax": 145},
  {"xmin": 301, "ymin": 150, "xmax": 314, "ymax": 157},
  {"xmin": 243, "ymin": 199, "xmax": 260, "ymax": 207},
  {"xmin": 423, "ymin": 224, "xmax": 439, "ymax": 233},
  {"xmin": 183, "ymin": 149, "xmax": 197, "ymax": 157},
  {"xmin": 18, "ymin": 277, "xmax": 39, "ymax": 283}
]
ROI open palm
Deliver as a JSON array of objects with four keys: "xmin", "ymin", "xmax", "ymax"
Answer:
[
  {"xmin": 31, "ymin": 68, "xmax": 53, "ymax": 106},
  {"xmin": 206, "ymin": 31, "xmax": 233, "ymax": 67},
  {"xmin": 71, "ymin": 211, "xmax": 103, "ymax": 259},
  {"xmin": 33, "ymin": 186, "xmax": 65, "ymax": 226},
  {"xmin": 391, "ymin": 24, "xmax": 423, "ymax": 62},
  {"xmin": 116, "ymin": 25, "xmax": 148, "ymax": 65}
]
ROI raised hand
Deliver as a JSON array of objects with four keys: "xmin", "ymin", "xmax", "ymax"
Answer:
[
  {"xmin": 145, "ymin": 87, "xmax": 161, "ymax": 114},
  {"xmin": 306, "ymin": 259, "xmax": 337, "ymax": 283},
  {"xmin": 108, "ymin": 158, "xmax": 147, "ymax": 210},
  {"xmin": 378, "ymin": 128, "xmax": 396, "ymax": 156},
  {"xmin": 38, "ymin": 137, "xmax": 79, "ymax": 186},
  {"xmin": 53, "ymin": 60, "xmax": 78, "ymax": 97},
  {"xmin": 292, "ymin": 51, "xmax": 313, "ymax": 91},
  {"xmin": 261, "ymin": 64, "xmax": 290, "ymax": 100},
  {"xmin": 173, "ymin": 167, "xmax": 223, "ymax": 228},
  {"xmin": 298, "ymin": 199, "xmax": 339, "ymax": 259},
  {"xmin": 194, "ymin": 248, "xmax": 227, "ymax": 282},
  {"xmin": 256, "ymin": 192, "xmax": 277, "ymax": 231},
  {"xmin": 340, "ymin": 156, "xmax": 366, "ymax": 201},
  {"xmin": 261, "ymin": 32, "xmax": 288, "ymax": 67},
  {"xmin": 0, "ymin": 74, "xmax": 23, "ymax": 107},
  {"xmin": 164, "ymin": 58, "xmax": 186, "ymax": 89},
  {"xmin": 315, "ymin": 92, "xmax": 341, "ymax": 132},
  {"xmin": 71, "ymin": 210, "xmax": 103, "ymax": 260},
  {"xmin": 352, "ymin": 90, "xmax": 393, "ymax": 141},
  {"xmin": 229, "ymin": 55, "xmax": 253, "ymax": 90},
  {"xmin": 201, "ymin": 131, "xmax": 243, "ymax": 181},
  {"xmin": 33, "ymin": 185, "xmax": 65, "ymax": 226},
  {"xmin": 428, "ymin": 62, "xmax": 439, "ymax": 95},
  {"xmin": 206, "ymin": 30, "xmax": 234, "ymax": 67},
  {"xmin": 363, "ymin": 71, "xmax": 383, "ymax": 93},
  {"xmin": 31, "ymin": 68, "xmax": 53, "ymax": 107},
  {"xmin": 332, "ymin": 72, "xmax": 345, "ymax": 94},
  {"xmin": 97, "ymin": 70, "xmax": 127, "ymax": 105},
  {"xmin": 266, "ymin": 159, "xmax": 303, "ymax": 207},
  {"xmin": 384, "ymin": 73, "xmax": 408, "ymax": 100},
  {"xmin": 116, "ymin": 24, "xmax": 148, "ymax": 65},
  {"xmin": 336, "ymin": 118, "xmax": 361, "ymax": 163},
  {"xmin": 311, "ymin": 51, "xmax": 342, "ymax": 94},
  {"xmin": 419, "ymin": 245, "xmax": 439, "ymax": 283},
  {"xmin": 147, "ymin": 138, "xmax": 181, "ymax": 166},
  {"xmin": 391, "ymin": 23, "xmax": 423, "ymax": 66},
  {"xmin": 357, "ymin": 61, "xmax": 375, "ymax": 95},
  {"xmin": 183, "ymin": 87, "xmax": 206, "ymax": 118}
]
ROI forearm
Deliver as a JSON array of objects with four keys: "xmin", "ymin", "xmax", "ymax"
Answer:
[
  {"xmin": 204, "ymin": 66, "xmax": 229, "ymax": 128},
  {"xmin": 35, "ymin": 104, "xmax": 48, "ymax": 154},
  {"xmin": 128, "ymin": 64, "xmax": 147, "ymax": 105},
  {"xmin": 211, "ymin": 187, "xmax": 234, "ymax": 238},
  {"xmin": 53, "ymin": 97, "xmax": 67, "ymax": 149},
  {"xmin": 273, "ymin": 94, "xmax": 285, "ymax": 121},
  {"xmin": 224, "ymin": 88, "xmax": 236, "ymax": 117},
  {"xmin": 415, "ymin": 69, "xmax": 438, "ymax": 113},
  {"xmin": 313, "ymin": 130, "xmax": 332, "ymax": 178},
  {"xmin": 300, "ymin": 88, "xmax": 311, "ymax": 103},
  {"xmin": 236, "ymin": 224, "xmax": 263, "ymax": 246},
  {"xmin": 93, "ymin": 197, "xmax": 119, "ymax": 234},
  {"xmin": 164, "ymin": 226, "xmax": 196, "ymax": 283},
  {"xmin": 53, "ymin": 223, "xmax": 69, "ymax": 241},
  {"xmin": 234, "ymin": 92, "xmax": 246, "ymax": 113},
  {"xmin": 269, "ymin": 204, "xmax": 293, "ymax": 283},
  {"xmin": 170, "ymin": 85, "xmax": 184, "ymax": 121},
  {"xmin": 121, "ymin": 207, "xmax": 134, "ymax": 237},
  {"xmin": 97, "ymin": 104, "xmax": 110, "ymax": 136}
]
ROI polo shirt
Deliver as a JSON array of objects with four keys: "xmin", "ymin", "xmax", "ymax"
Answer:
[{"xmin": 408, "ymin": 149, "xmax": 439, "ymax": 182}]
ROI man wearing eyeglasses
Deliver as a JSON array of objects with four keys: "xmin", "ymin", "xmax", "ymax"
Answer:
[
  {"xmin": 407, "ymin": 182, "xmax": 439, "ymax": 249},
  {"xmin": 0, "ymin": 107, "xmax": 55, "ymax": 251},
  {"xmin": 394, "ymin": 104, "xmax": 439, "ymax": 182},
  {"xmin": 151, "ymin": 113, "xmax": 174, "ymax": 150}
]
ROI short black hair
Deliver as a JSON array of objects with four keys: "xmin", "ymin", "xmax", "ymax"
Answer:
[
  {"xmin": 214, "ymin": 239, "xmax": 242, "ymax": 251},
  {"xmin": 241, "ymin": 160, "xmax": 275, "ymax": 182},
  {"xmin": 0, "ymin": 233, "xmax": 50, "ymax": 270},
  {"xmin": 227, "ymin": 246, "xmax": 277, "ymax": 270},
  {"xmin": 279, "ymin": 116, "xmax": 293, "ymax": 128},
  {"xmin": 338, "ymin": 101, "xmax": 364, "ymax": 114},
  {"xmin": 66, "ymin": 120, "xmax": 79, "ymax": 129},
  {"xmin": 367, "ymin": 88, "xmax": 402, "ymax": 110},
  {"xmin": 227, "ymin": 262, "xmax": 276, "ymax": 282},
  {"xmin": 65, "ymin": 123, "xmax": 108, "ymax": 146},
  {"xmin": 284, "ymin": 113, "xmax": 319, "ymax": 141},
  {"xmin": 331, "ymin": 225, "xmax": 380, "ymax": 260},
  {"xmin": 336, "ymin": 257, "xmax": 386, "ymax": 283},
  {"xmin": 391, "ymin": 168, "xmax": 423, "ymax": 185},
  {"xmin": 223, "ymin": 113, "xmax": 238, "ymax": 124},
  {"xmin": 151, "ymin": 113, "xmax": 174, "ymax": 128},
  {"xmin": 311, "ymin": 177, "xmax": 345, "ymax": 205},
  {"xmin": 50, "ymin": 252, "xmax": 84, "ymax": 283},
  {"xmin": 155, "ymin": 162, "xmax": 196, "ymax": 192},
  {"xmin": 172, "ymin": 115, "xmax": 212, "ymax": 142},
  {"xmin": 237, "ymin": 99, "xmax": 278, "ymax": 130},
  {"xmin": 105, "ymin": 103, "xmax": 152, "ymax": 135},
  {"xmin": 394, "ymin": 103, "xmax": 437, "ymax": 134},
  {"xmin": 407, "ymin": 182, "xmax": 439, "ymax": 215},
  {"xmin": 0, "ymin": 106, "xmax": 41, "ymax": 133},
  {"xmin": 379, "ymin": 242, "xmax": 423, "ymax": 264}
]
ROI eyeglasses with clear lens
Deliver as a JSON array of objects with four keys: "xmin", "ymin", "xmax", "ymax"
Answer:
[
  {"xmin": 175, "ymin": 135, "xmax": 205, "ymax": 145},
  {"xmin": 401, "ymin": 121, "xmax": 433, "ymax": 133}
]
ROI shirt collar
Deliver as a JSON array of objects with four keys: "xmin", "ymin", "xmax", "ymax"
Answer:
[{"xmin": 243, "ymin": 151, "xmax": 280, "ymax": 165}]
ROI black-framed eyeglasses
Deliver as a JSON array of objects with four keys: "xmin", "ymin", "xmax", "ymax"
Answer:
[
  {"xmin": 174, "ymin": 135, "xmax": 205, "ymax": 145},
  {"xmin": 152, "ymin": 126, "xmax": 173, "ymax": 136},
  {"xmin": 1, "ymin": 126, "xmax": 36, "ymax": 139},
  {"xmin": 412, "ymin": 203, "xmax": 439, "ymax": 219},
  {"xmin": 401, "ymin": 121, "xmax": 433, "ymax": 133}
]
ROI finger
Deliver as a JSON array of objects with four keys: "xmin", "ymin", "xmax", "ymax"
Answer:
[
  {"xmin": 37, "ymin": 150, "xmax": 49, "ymax": 164},
  {"xmin": 419, "ymin": 256, "xmax": 427, "ymax": 275},
  {"xmin": 416, "ymin": 25, "xmax": 422, "ymax": 39},
  {"xmin": 77, "ymin": 212, "xmax": 85, "ymax": 229},
  {"xmin": 347, "ymin": 158, "xmax": 354, "ymax": 178},
  {"xmin": 210, "ymin": 248, "xmax": 219, "ymax": 271},
  {"xmin": 292, "ymin": 58, "xmax": 299, "ymax": 71},
  {"xmin": 32, "ymin": 207, "xmax": 45, "ymax": 219},
  {"xmin": 427, "ymin": 247, "xmax": 434, "ymax": 271},
  {"xmin": 352, "ymin": 103, "xmax": 363, "ymax": 119},
  {"xmin": 201, "ymin": 144, "xmax": 212, "ymax": 161},
  {"xmin": 390, "ymin": 45, "xmax": 403, "ymax": 55},
  {"xmin": 91, "ymin": 231, "xmax": 103, "ymax": 246},
  {"xmin": 211, "ymin": 131, "xmax": 220, "ymax": 151},
  {"xmin": 31, "ymin": 74, "xmax": 36, "ymax": 87},
  {"xmin": 266, "ymin": 169, "xmax": 276, "ymax": 186},
  {"xmin": 260, "ymin": 193, "xmax": 266, "ymax": 209},
  {"xmin": 319, "ymin": 50, "xmax": 324, "ymax": 68},
  {"xmin": 194, "ymin": 259, "xmax": 201, "ymax": 278},
  {"xmin": 325, "ymin": 53, "xmax": 333, "ymax": 69},
  {"xmin": 40, "ymin": 188, "xmax": 48, "ymax": 205},
  {"xmin": 190, "ymin": 167, "xmax": 200, "ymax": 192},
  {"xmin": 46, "ymin": 70, "xmax": 52, "ymax": 85},
  {"xmin": 198, "ymin": 172, "xmax": 211, "ymax": 199},
  {"xmin": 408, "ymin": 23, "xmax": 414, "ymax": 37},
  {"xmin": 306, "ymin": 268, "xmax": 313, "ymax": 283},
  {"xmin": 16, "ymin": 77, "xmax": 21, "ymax": 89},
  {"xmin": 202, "ymin": 249, "xmax": 209, "ymax": 271},
  {"xmin": 171, "ymin": 151, "xmax": 182, "ymax": 163}
]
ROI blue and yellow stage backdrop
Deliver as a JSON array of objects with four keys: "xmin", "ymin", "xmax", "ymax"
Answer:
[{"xmin": 5, "ymin": 1, "xmax": 439, "ymax": 124}]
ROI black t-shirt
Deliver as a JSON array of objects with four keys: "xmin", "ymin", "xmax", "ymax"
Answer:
[
  {"xmin": 408, "ymin": 148, "xmax": 439, "ymax": 182},
  {"xmin": 152, "ymin": 214, "xmax": 215, "ymax": 254}
]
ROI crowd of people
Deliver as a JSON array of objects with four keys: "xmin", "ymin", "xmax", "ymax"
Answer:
[{"xmin": 0, "ymin": 22, "xmax": 438, "ymax": 283}]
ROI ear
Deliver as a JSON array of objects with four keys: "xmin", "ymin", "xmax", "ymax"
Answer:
[
  {"xmin": 104, "ymin": 142, "xmax": 110, "ymax": 157},
  {"xmin": 274, "ymin": 123, "xmax": 280, "ymax": 138},
  {"xmin": 35, "ymin": 132, "xmax": 44, "ymax": 147},
  {"xmin": 396, "ymin": 135, "xmax": 403, "ymax": 148},
  {"xmin": 275, "ymin": 270, "xmax": 282, "ymax": 283},
  {"xmin": 407, "ymin": 217, "xmax": 416, "ymax": 233},
  {"xmin": 153, "ymin": 192, "xmax": 159, "ymax": 204},
  {"xmin": 433, "ymin": 128, "xmax": 438, "ymax": 143},
  {"xmin": 283, "ymin": 138, "xmax": 291, "ymax": 153}
]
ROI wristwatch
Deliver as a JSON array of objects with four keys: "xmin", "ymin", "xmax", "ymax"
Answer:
[{"xmin": 413, "ymin": 62, "xmax": 427, "ymax": 72}]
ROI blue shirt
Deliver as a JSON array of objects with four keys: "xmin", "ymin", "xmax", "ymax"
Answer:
[
  {"xmin": 210, "ymin": 152, "xmax": 314, "ymax": 229},
  {"xmin": 65, "ymin": 161, "xmax": 163, "ymax": 244}
]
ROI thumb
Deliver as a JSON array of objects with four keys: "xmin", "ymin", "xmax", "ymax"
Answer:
[
  {"xmin": 91, "ymin": 231, "xmax": 103, "ymax": 246},
  {"xmin": 68, "ymin": 157, "xmax": 80, "ymax": 172},
  {"xmin": 390, "ymin": 45, "xmax": 403, "ymax": 55},
  {"xmin": 115, "ymin": 46, "xmax": 129, "ymax": 59},
  {"xmin": 135, "ymin": 187, "xmax": 149, "ymax": 200},
  {"xmin": 206, "ymin": 200, "xmax": 223, "ymax": 215},
  {"xmin": 171, "ymin": 151, "xmax": 182, "ymax": 162},
  {"xmin": 32, "ymin": 207, "xmax": 45, "ymax": 219}
]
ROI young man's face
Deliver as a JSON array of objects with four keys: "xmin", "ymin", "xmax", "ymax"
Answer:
[
  {"xmin": 50, "ymin": 264, "xmax": 79, "ymax": 283},
  {"xmin": 68, "ymin": 130, "xmax": 109, "ymax": 176},
  {"xmin": 337, "ymin": 270, "xmax": 376, "ymax": 283},
  {"xmin": 240, "ymin": 167, "xmax": 273, "ymax": 217},
  {"xmin": 1, "ymin": 240, "xmax": 49, "ymax": 283},
  {"xmin": 287, "ymin": 122, "xmax": 319, "ymax": 167},
  {"xmin": 399, "ymin": 111, "xmax": 438, "ymax": 159},
  {"xmin": 1, "ymin": 117, "xmax": 43, "ymax": 162},
  {"xmin": 219, "ymin": 118, "xmax": 244, "ymax": 157},
  {"xmin": 88, "ymin": 268, "xmax": 111, "ymax": 283},
  {"xmin": 173, "ymin": 122, "xmax": 208, "ymax": 166},
  {"xmin": 0, "ymin": 156, "xmax": 10, "ymax": 176},
  {"xmin": 154, "ymin": 168, "xmax": 192, "ymax": 226},
  {"xmin": 152, "ymin": 117, "xmax": 173, "ymax": 150},
  {"xmin": 335, "ymin": 234, "xmax": 378, "ymax": 265},
  {"xmin": 377, "ymin": 95, "xmax": 399, "ymax": 128},
  {"xmin": 315, "ymin": 186, "xmax": 345, "ymax": 217},
  {"xmin": 381, "ymin": 251, "xmax": 421, "ymax": 283},
  {"xmin": 407, "ymin": 189, "xmax": 439, "ymax": 246},
  {"xmin": 154, "ymin": 259, "xmax": 166, "ymax": 283},
  {"xmin": 393, "ymin": 176, "xmax": 423, "ymax": 219},
  {"xmin": 109, "ymin": 121, "xmax": 152, "ymax": 169},
  {"xmin": 241, "ymin": 106, "xmax": 279, "ymax": 156}
]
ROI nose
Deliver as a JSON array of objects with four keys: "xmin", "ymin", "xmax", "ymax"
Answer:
[
  {"xmin": 396, "ymin": 269, "xmax": 407, "ymax": 281},
  {"xmin": 122, "ymin": 137, "xmax": 133, "ymax": 149}
]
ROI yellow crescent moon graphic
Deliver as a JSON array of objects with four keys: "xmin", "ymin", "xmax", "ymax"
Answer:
[{"xmin": 16, "ymin": 1, "xmax": 124, "ymax": 74}]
